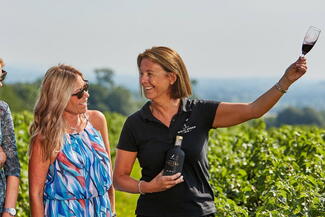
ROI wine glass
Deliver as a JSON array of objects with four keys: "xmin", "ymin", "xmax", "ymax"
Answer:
[{"xmin": 301, "ymin": 26, "xmax": 321, "ymax": 56}]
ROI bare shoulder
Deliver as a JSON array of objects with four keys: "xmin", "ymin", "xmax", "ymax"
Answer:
[
  {"xmin": 87, "ymin": 110, "xmax": 106, "ymax": 121},
  {"xmin": 86, "ymin": 110, "xmax": 107, "ymax": 130},
  {"xmin": 29, "ymin": 134, "xmax": 51, "ymax": 164}
]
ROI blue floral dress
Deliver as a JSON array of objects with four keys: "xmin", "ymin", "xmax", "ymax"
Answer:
[
  {"xmin": 0, "ymin": 101, "xmax": 20, "ymax": 213},
  {"xmin": 44, "ymin": 122, "xmax": 112, "ymax": 217}
]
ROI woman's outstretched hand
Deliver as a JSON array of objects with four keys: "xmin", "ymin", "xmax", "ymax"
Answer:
[{"xmin": 280, "ymin": 57, "xmax": 308, "ymax": 88}]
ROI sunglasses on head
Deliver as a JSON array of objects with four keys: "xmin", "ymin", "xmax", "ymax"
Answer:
[
  {"xmin": 71, "ymin": 80, "xmax": 89, "ymax": 99},
  {"xmin": 0, "ymin": 69, "xmax": 7, "ymax": 82}
]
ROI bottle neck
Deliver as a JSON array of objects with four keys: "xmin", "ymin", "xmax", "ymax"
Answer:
[{"xmin": 174, "ymin": 137, "xmax": 183, "ymax": 147}]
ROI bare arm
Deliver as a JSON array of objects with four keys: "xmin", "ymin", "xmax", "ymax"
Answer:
[
  {"xmin": 113, "ymin": 149, "xmax": 139, "ymax": 193},
  {"xmin": 1, "ymin": 104, "xmax": 20, "ymax": 217},
  {"xmin": 213, "ymin": 57, "xmax": 307, "ymax": 128},
  {"xmin": 88, "ymin": 110, "xmax": 115, "ymax": 214},
  {"xmin": 29, "ymin": 136, "xmax": 50, "ymax": 217},
  {"xmin": 2, "ymin": 176, "xmax": 19, "ymax": 217},
  {"xmin": 113, "ymin": 149, "xmax": 183, "ymax": 194}
]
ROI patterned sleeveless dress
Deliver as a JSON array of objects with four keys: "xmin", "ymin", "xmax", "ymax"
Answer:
[{"xmin": 43, "ymin": 122, "xmax": 112, "ymax": 217}]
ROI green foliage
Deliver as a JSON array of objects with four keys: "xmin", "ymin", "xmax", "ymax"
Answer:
[
  {"xmin": 12, "ymin": 111, "xmax": 33, "ymax": 217},
  {"xmin": 94, "ymin": 68, "xmax": 115, "ymax": 87},
  {"xmin": 105, "ymin": 86, "xmax": 138, "ymax": 115},
  {"xmin": 89, "ymin": 67, "xmax": 140, "ymax": 115},
  {"xmin": 0, "ymin": 83, "xmax": 39, "ymax": 112},
  {"xmin": 88, "ymin": 84, "xmax": 139, "ymax": 115},
  {"xmin": 12, "ymin": 112, "xmax": 325, "ymax": 217},
  {"xmin": 3, "ymin": 68, "xmax": 141, "ymax": 115},
  {"xmin": 209, "ymin": 120, "xmax": 325, "ymax": 216},
  {"xmin": 104, "ymin": 112, "xmax": 141, "ymax": 217},
  {"xmin": 115, "ymin": 161, "xmax": 141, "ymax": 217},
  {"xmin": 104, "ymin": 112, "xmax": 126, "ymax": 158}
]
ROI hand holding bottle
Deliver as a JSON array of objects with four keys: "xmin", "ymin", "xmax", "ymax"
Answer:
[{"xmin": 140, "ymin": 171, "xmax": 184, "ymax": 193}]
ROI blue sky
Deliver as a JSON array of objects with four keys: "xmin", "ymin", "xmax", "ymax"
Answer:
[{"xmin": 1, "ymin": 0, "xmax": 325, "ymax": 82}]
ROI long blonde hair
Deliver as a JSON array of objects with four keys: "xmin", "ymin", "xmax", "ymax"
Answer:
[{"xmin": 29, "ymin": 64, "xmax": 83, "ymax": 161}]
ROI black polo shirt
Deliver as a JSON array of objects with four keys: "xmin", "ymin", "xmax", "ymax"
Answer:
[{"xmin": 117, "ymin": 98, "xmax": 219, "ymax": 217}]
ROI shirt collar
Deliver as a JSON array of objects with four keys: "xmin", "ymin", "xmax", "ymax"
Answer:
[{"xmin": 139, "ymin": 98, "xmax": 192, "ymax": 121}]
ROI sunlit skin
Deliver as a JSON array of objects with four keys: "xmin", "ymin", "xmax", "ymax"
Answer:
[
  {"xmin": 65, "ymin": 76, "xmax": 89, "ymax": 115},
  {"xmin": 63, "ymin": 76, "xmax": 89, "ymax": 133},
  {"xmin": 139, "ymin": 58, "xmax": 177, "ymax": 103},
  {"xmin": 213, "ymin": 57, "xmax": 308, "ymax": 128},
  {"xmin": 29, "ymin": 74, "xmax": 116, "ymax": 216},
  {"xmin": 139, "ymin": 58, "xmax": 181, "ymax": 128}
]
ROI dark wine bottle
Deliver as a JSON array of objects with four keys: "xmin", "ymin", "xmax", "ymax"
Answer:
[{"xmin": 163, "ymin": 136, "xmax": 185, "ymax": 176}]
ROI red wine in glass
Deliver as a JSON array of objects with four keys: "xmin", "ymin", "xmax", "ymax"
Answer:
[
  {"xmin": 301, "ymin": 26, "xmax": 321, "ymax": 56},
  {"xmin": 302, "ymin": 43, "xmax": 315, "ymax": 55}
]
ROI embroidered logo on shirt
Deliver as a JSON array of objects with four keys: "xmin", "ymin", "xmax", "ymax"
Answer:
[{"xmin": 177, "ymin": 123, "xmax": 197, "ymax": 134}]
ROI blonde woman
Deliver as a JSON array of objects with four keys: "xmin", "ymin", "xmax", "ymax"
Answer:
[
  {"xmin": 0, "ymin": 58, "xmax": 20, "ymax": 217},
  {"xmin": 29, "ymin": 65, "xmax": 115, "ymax": 217}
]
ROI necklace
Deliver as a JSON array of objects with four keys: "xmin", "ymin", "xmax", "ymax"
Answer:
[{"xmin": 66, "ymin": 114, "xmax": 88, "ymax": 134}]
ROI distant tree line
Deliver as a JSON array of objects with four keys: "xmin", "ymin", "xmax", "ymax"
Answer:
[
  {"xmin": 2, "ymin": 68, "xmax": 325, "ymax": 127},
  {"xmin": 88, "ymin": 68, "xmax": 143, "ymax": 115},
  {"xmin": 266, "ymin": 107, "xmax": 325, "ymax": 127},
  {"xmin": 0, "ymin": 81, "xmax": 39, "ymax": 112},
  {"xmin": 2, "ymin": 68, "xmax": 143, "ymax": 115}
]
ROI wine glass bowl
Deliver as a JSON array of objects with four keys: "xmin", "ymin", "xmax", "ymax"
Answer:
[{"xmin": 301, "ymin": 26, "xmax": 321, "ymax": 56}]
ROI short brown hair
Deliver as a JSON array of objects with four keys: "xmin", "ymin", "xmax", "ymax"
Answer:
[{"xmin": 137, "ymin": 46, "xmax": 192, "ymax": 99}]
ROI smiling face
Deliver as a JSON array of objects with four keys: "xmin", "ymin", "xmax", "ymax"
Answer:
[
  {"xmin": 64, "ymin": 75, "xmax": 89, "ymax": 115},
  {"xmin": 139, "ymin": 58, "xmax": 176, "ymax": 102}
]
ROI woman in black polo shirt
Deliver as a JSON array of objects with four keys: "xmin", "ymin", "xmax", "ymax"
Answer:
[{"xmin": 113, "ymin": 46, "xmax": 307, "ymax": 217}]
